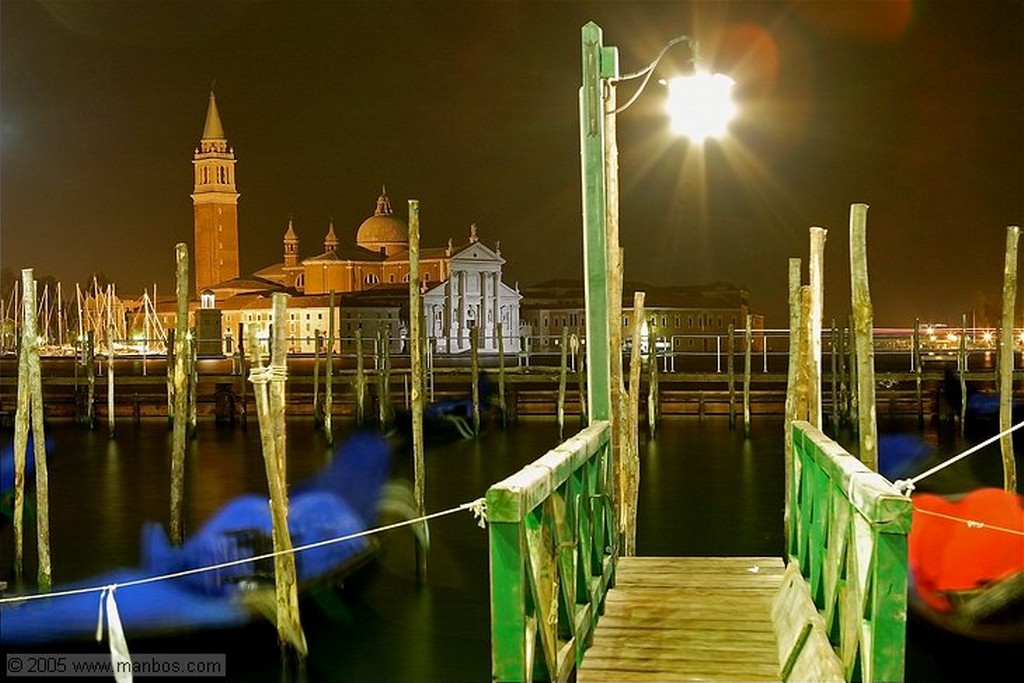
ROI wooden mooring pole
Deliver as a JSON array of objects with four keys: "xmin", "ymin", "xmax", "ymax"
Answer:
[
  {"xmin": 169, "ymin": 243, "xmax": 190, "ymax": 546},
  {"xmin": 576, "ymin": 332, "xmax": 588, "ymax": 426},
  {"xmin": 471, "ymin": 325, "xmax": 480, "ymax": 436},
  {"xmin": 809, "ymin": 226, "xmax": 827, "ymax": 429},
  {"xmin": 727, "ymin": 323, "xmax": 736, "ymax": 430},
  {"xmin": 13, "ymin": 270, "xmax": 52, "ymax": 589},
  {"xmin": 408, "ymin": 199, "xmax": 428, "ymax": 579},
  {"xmin": 107, "ymin": 297, "xmax": 115, "ymax": 438},
  {"xmin": 188, "ymin": 332, "xmax": 198, "ymax": 439},
  {"xmin": 497, "ymin": 322, "xmax": 507, "ymax": 428},
  {"xmin": 558, "ymin": 326, "xmax": 568, "ymax": 440},
  {"xmin": 914, "ymin": 318, "xmax": 924, "ymax": 428},
  {"xmin": 248, "ymin": 294, "xmax": 307, "ymax": 656},
  {"xmin": 312, "ymin": 329, "xmax": 321, "ymax": 423},
  {"xmin": 959, "ymin": 313, "xmax": 968, "ymax": 433},
  {"xmin": 998, "ymin": 225, "xmax": 1020, "ymax": 492},
  {"xmin": 784, "ymin": 258, "xmax": 803, "ymax": 555},
  {"xmin": 166, "ymin": 328, "xmax": 174, "ymax": 430},
  {"xmin": 355, "ymin": 328, "xmax": 365, "ymax": 426},
  {"xmin": 647, "ymin": 333, "xmax": 658, "ymax": 438},
  {"xmin": 743, "ymin": 314, "xmax": 752, "ymax": 437},
  {"xmin": 325, "ymin": 291, "xmax": 335, "ymax": 445},
  {"xmin": 624, "ymin": 291, "xmax": 645, "ymax": 556},
  {"xmin": 850, "ymin": 203, "xmax": 878, "ymax": 472},
  {"xmin": 830, "ymin": 318, "xmax": 839, "ymax": 433}
]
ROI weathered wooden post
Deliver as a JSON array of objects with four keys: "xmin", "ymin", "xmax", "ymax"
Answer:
[
  {"xmin": 86, "ymin": 330, "xmax": 96, "ymax": 429},
  {"xmin": 237, "ymin": 323, "xmax": 248, "ymax": 427},
  {"xmin": 12, "ymin": 270, "xmax": 52, "ymax": 588},
  {"xmin": 558, "ymin": 326, "xmax": 569, "ymax": 440},
  {"xmin": 848, "ymin": 314, "xmax": 858, "ymax": 435},
  {"xmin": 838, "ymin": 323, "xmax": 849, "ymax": 426},
  {"xmin": 809, "ymin": 226, "xmax": 827, "ymax": 429},
  {"xmin": 850, "ymin": 203, "xmax": 878, "ymax": 471},
  {"xmin": 647, "ymin": 333, "xmax": 658, "ymax": 438},
  {"xmin": 727, "ymin": 322, "xmax": 736, "ymax": 429},
  {"xmin": 576, "ymin": 332, "xmax": 588, "ymax": 426},
  {"xmin": 744, "ymin": 314, "xmax": 752, "ymax": 437},
  {"xmin": 107, "ymin": 297, "xmax": 116, "ymax": 438},
  {"xmin": 355, "ymin": 328, "xmax": 366, "ymax": 426},
  {"xmin": 998, "ymin": 225, "xmax": 1020, "ymax": 492},
  {"xmin": 959, "ymin": 313, "xmax": 968, "ymax": 433},
  {"xmin": 169, "ymin": 243, "xmax": 190, "ymax": 546},
  {"xmin": 377, "ymin": 326, "xmax": 394, "ymax": 430},
  {"xmin": 497, "ymin": 322, "xmax": 507, "ymax": 428},
  {"xmin": 188, "ymin": 331, "xmax": 198, "ymax": 439},
  {"xmin": 166, "ymin": 329, "xmax": 175, "ymax": 429},
  {"xmin": 471, "ymin": 325, "xmax": 480, "ymax": 436},
  {"xmin": 407, "ymin": 199, "xmax": 428, "ymax": 579},
  {"xmin": 325, "ymin": 290, "xmax": 335, "ymax": 445},
  {"xmin": 914, "ymin": 318, "xmax": 924, "ymax": 428},
  {"xmin": 830, "ymin": 318, "xmax": 839, "ymax": 433},
  {"xmin": 624, "ymin": 292, "xmax": 645, "ymax": 556},
  {"xmin": 247, "ymin": 295, "xmax": 307, "ymax": 656},
  {"xmin": 784, "ymin": 258, "xmax": 803, "ymax": 556},
  {"xmin": 312, "ymin": 328, "xmax": 321, "ymax": 423}
]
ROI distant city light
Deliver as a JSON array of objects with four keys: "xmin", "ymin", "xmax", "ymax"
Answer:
[{"xmin": 666, "ymin": 72, "xmax": 737, "ymax": 141}]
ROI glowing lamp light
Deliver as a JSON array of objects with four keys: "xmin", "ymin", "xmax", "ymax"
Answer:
[{"xmin": 666, "ymin": 72, "xmax": 737, "ymax": 141}]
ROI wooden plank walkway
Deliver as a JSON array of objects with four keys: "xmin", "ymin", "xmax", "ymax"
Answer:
[{"xmin": 578, "ymin": 556, "xmax": 786, "ymax": 682}]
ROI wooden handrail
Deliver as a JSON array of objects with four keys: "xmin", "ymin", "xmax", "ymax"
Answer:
[
  {"xmin": 487, "ymin": 420, "xmax": 615, "ymax": 682},
  {"xmin": 790, "ymin": 420, "xmax": 913, "ymax": 682}
]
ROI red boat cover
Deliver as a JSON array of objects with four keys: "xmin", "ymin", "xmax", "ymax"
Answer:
[{"xmin": 909, "ymin": 488, "xmax": 1024, "ymax": 612}]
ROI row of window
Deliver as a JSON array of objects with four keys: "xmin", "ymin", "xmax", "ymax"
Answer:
[{"xmin": 537, "ymin": 313, "xmax": 738, "ymax": 331}]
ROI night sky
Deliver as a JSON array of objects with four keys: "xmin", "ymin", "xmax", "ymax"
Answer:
[{"xmin": 2, "ymin": 0, "xmax": 1021, "ymax": 326}]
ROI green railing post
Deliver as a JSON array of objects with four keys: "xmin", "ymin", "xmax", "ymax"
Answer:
[
  {"xmin": 488, "ymin": 422, "xmax": 613, "ymax": 682},
  {"xmin": 790, "ymin": 421, "xmax": 912, "ymax": 682},
  {"xmin": 580, "ymin": 21, "xmax": 613, "ymax": 424}
]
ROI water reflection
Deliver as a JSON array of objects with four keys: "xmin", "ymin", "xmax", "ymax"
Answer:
[{"xmin": 0, "ymin": 416, "xmax": 1017, "ymax": 681}]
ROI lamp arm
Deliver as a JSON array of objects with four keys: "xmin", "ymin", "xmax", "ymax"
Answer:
[{"xmin": 610, "ymin": 34, "xmax": 696, "ymax": 115}]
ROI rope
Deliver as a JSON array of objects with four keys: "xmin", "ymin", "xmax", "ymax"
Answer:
[
  {"xmin": 0, "ymin": 497, "xmax": 487, "ymax": 606},
  {"xmin": 248, "ymin": 364, "xmax": 287, "ymax": 385},
  {"xmin": 893, "ymin": 419, "xmax": 1024, "ymax": 495},
  {"xmin": 913, "ymin": 506, "xmax": 1024, "ymax": 538}
]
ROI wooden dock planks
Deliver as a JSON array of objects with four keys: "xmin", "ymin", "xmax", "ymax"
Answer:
[{"xmin": 578, "ymin": 556, "xmax": 785, "ymax": 682}]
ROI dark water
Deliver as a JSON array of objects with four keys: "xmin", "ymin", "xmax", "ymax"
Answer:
[{"xmin": 1, "ymin": 415, "xmax": 1019, "ymax": 681}]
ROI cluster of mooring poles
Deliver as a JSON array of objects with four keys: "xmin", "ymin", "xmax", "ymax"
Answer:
[{"xmin": 783, "ymin": 207, "xmax": 1019, "ymax": 550}]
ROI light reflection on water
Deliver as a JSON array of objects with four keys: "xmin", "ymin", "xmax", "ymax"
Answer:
[{"xmin": 1, "ymin": 416, "xmax": 1018, "ymax": 681}]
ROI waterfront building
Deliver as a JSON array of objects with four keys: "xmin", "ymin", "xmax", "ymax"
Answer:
[
  {"xmin": 159, "ymin": 90, "xmax": 522, "ymax": 354},
  {"xmin": 520, "ymin": 279, "xmax": 763, "ymax": 353}
]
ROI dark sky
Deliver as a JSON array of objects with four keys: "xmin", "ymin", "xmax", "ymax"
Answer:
[{"xmin": 2, "ymin": 0, "xmax": 1021, "ymax": 326}]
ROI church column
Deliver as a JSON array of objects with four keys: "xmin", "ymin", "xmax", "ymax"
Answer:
[
  {"xmin": 478, "ymin": 272, "xmax": 487, "ymax": 351},
  {"xmin": 444, "ymin": 277, "xmax": 453, "ymax": 354},
  {"xmin": 491, "ymin": 271, "xmax": 500, "ymax": 353},
  {"xmin": 458, "ymin": 272, "xmax": 467, "ymax": 351}
]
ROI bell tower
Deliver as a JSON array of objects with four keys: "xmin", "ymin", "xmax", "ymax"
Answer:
[{"xmin": 192, "ymin": 89, "xmax": 240, "ymax": 292}]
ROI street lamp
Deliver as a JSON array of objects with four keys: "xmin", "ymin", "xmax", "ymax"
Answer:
[{"xmin": 579, "ymin": 21, "xmax": 735, "ymax": 548}]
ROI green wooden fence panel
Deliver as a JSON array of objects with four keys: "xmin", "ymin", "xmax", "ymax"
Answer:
[
  {"xmin": 790, "ymin": 421, "xmax": 912, "ymax": 683},
  {"xmin": 488, "ymin": 421, "xmax": 615, "ymax": 682}
]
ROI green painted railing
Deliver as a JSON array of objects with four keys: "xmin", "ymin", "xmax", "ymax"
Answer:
[
  {"xmin": 487, "ymin": 421, "xmax": 616, "ymax": 682},
  {"xmin": 789, "ymin": 421, "xmax": 913, "ymax": 682}
]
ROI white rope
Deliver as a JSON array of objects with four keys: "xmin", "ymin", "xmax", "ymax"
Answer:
[
  {"xmin": 893, "ymin": 419, "xmax": 1024, "ymax": 496},
  {"xmin": 913, "ymin": 506, "xmax": 1024, "ymax": 537},
  {"xmin": 248, "ymin": 364, "xmax": 287, "ymax": 385},
  {"xmin": 0, "ymin": 498, "xmax": 486, "ymax": 606}
]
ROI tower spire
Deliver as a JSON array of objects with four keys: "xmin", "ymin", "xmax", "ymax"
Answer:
[{"xmin": 202, "ymin": 88, "xmax": 225, "ymax": 141}]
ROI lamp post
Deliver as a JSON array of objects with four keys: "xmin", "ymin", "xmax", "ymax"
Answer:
[{"xmin": 579, "ymin": 21, "xmax": 735, "ymax": 549}]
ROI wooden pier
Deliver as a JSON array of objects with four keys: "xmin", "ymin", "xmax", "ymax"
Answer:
[{"xmin": 578, "ymin": 556, "xmax": 786, "ymax": 682}]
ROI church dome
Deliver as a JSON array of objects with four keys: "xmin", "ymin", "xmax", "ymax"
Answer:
[{"xmin": 356, "ymin": 188, "xmax": 408, "ymax": 256}]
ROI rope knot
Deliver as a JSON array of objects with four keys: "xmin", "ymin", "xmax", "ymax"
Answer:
[{"xmin": 465, "ymin": 497, "xmax": 488, "ymax": 528}]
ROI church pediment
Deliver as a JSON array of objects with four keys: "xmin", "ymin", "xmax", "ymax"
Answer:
[{"xmin": 451, "ymin": 241, "xmax": 504, "ymax": 265}]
